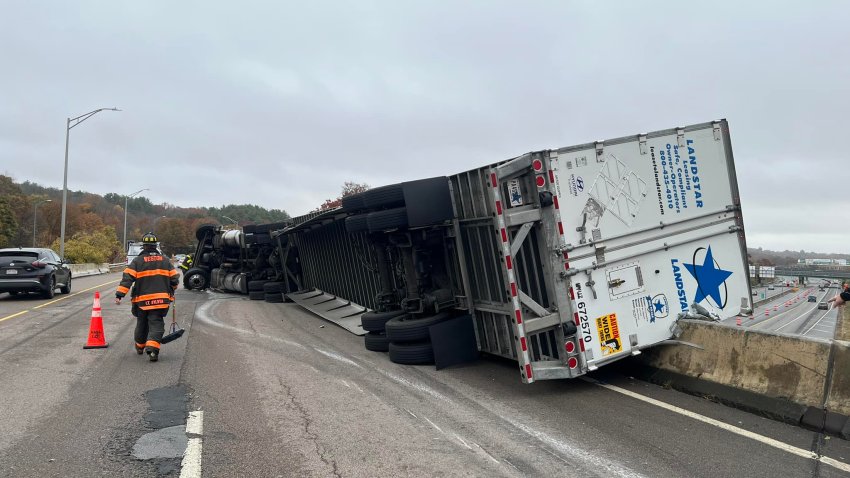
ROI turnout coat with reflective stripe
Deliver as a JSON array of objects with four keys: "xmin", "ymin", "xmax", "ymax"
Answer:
[{"xmin": 116, "ymin": 250, "xmax": 180, "ymax": 310}]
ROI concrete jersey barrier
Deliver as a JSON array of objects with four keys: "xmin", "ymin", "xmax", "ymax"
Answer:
[
  {"xmin": 642, "ymin": 318, "xmax": 850, "ymax": 438},
  {"xmin": 68, "ymin": 263, "xmax": 110, "ymax": 278}
]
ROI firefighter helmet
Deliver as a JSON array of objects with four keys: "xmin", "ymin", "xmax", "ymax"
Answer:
[{"xmin": 142, "ymin": 232, "xmax": 158, "ymax": 244}]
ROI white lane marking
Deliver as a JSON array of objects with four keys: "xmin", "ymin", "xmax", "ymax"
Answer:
[
  {"xmin": 405, "ymin": 408, "xmax": 418, "ymax": 419},
  {"xmin": 454, "ymin": 433, "xmax": 472, "ymax": 450},
  {"xmin": 181, "ymin": 410, "xmax": 204, "ymax": 478},
  {"xmin": 472, "ymin": 443, "xmax": 501, "ymax": 464},
  {"xmin": 588, "ymin": 380, "xmax": 850, "ymax": 474},
  {"xmin": 340, "ymin": 379, "xmax": 351, "ymax": 388},
  {"xmin": 802, "ymin": 310, "xmax": 832, "ymax": 336}
]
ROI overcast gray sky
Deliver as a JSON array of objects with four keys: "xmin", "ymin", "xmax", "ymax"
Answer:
[{"xmin": 2, "ymin": 1, "xmax": 849, "ymax": 253}]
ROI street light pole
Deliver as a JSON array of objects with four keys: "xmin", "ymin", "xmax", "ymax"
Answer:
[
  {"xmin": 32, "ymin": 199, "xmax": 52, "ymax": 247},
  {"xmin": 59, "ymin": 107, "xmax": 121, "ymax": 258},
  {"xmin": 152, "ymin": 215, "xmax": 166, "ymax": 234},
  {"xmin": 123, "ymin": 188, "xmax": 149, "ymax": 251},
  {"xmin": 222, "ymin": 215, "xmax": 238, "ymax": 225}
]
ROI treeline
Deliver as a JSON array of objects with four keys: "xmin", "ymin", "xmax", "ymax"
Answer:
[
  {"xmin": 748, "ymin": 247, "xmax": 850, "ymax": 266},
  {"xmin": 0, "ymin": 175, "xmax": 289, "ymax": 263}
]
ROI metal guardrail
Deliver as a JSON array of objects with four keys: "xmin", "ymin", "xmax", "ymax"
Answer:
[{"xmin": 107, "ymin": 262, "xmax": 126, "ymax": 272}]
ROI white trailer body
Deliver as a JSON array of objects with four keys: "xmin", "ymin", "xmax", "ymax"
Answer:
[{"xmin": 551, "ymin": 121, "xmax": 750, "ymax": 371}]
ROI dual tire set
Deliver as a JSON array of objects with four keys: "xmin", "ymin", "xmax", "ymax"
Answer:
[
  {"xmin": 360, "ymin": 310, "xmax": 453, "ymax": 365},
  {"xmin": 343, "ymin": 184, "xmax": 409, "ymax": 234},
  {"xmin": 248, "ymin": 280, "xmax": 284, "ymax": 303}
]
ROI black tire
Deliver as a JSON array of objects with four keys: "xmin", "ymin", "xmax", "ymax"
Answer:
[
  {"xmin": 263, "ymin": 282, "xmax": 284, "ymax": 293},
  {"xmin": 42, "ymin": 276, "xmax": 55, "ymax": 299},
  {"xmin": 345, "ymin": 214, "xmax": 369, "ymax": 233},
  {"xmin": 364, "ymin": 332, "xmax": 390, "ymax": 352},
  {"xmin": 183, "ymin": 268, "xmax": 210, "ymax": 290},
  {"xmin": 385, "ymin": 312, "xmax": 452, "ymax": 342},
  {"xmin": 361, "ymin": 310, "xmax": 406, "ymax": 333},
  {"xmin": 195, "ymin": 223, "xmax": 217, "ymax": 241},
  {"xmin": 59, "ymin": 275, "xmax": 71, "ymax": 294},
  {"xmin": 265, "ymin": 293, "xmax": 283, "ymax": 303},
  {"xmin": 248, "ymin": 280, "xmax": 267, "ymax": 292},
  {"xmin": 8, "ymin": 291, "xmax": 19, "ymax": 296},
  {"xmin": 367, "ymin": 207, "xmax": 408, "ymax": 233},
  {"xmin": 342, "ymin": 193, "xmax": 366, "ymax": 212},
  {"xmin": 249, "ymin": 291, "xmax": 265, "ymax": 300},
  {"xmin": 362, "ymin": 184, "xmax": 405, "ymax": 209},
  {"xmin": 388, "ymin": 341, "xmax": 434, "ymax": 365}
]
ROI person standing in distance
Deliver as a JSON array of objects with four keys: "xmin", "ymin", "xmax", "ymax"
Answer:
[{"xmin": 115, "ymin": 232, "xmax": 179, "ymax": 361}]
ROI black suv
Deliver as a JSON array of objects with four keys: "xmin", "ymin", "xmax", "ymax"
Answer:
[{"xmin": 0, "ymin": 248, "xmax": 72, "ymax": 299}]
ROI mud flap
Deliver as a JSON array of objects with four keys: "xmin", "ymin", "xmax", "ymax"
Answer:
[{"xmin": 429, "ymin": 314, "xmax": 479, "ymax": 370}]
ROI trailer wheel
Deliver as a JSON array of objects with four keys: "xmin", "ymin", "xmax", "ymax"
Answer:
[
  {"xmin": 183, "ymin": 268, "xmax": 210, "ymax": 290},
  {"xmin": 362, "ymin": 184, "xmax": 405, "ymax": 209},
  {"xmin": 195, "ymin": 223, "xmax": 217, "ymax": 241},
  {"xmin": 342, "ymin": 193, "xmax": 366, "ymax": 212},
  {"xmin": 264, "ymin": 293, "xmax": 284, "ymax": 303},
  {"xmin": 367, "ymin": 207, "xmax": 408, "ymax": 233},
  {"xmin": 263, "ymin": 282, "xmax": 284, "ymax": 293},
  {"xmin": 364, "ymin": 332, "xmax": 390, "ymax": 352},
  {"xmin": 385, "ymin": 312, "xmax": 452, "ymax": 342},
  {"xmin": 361, "ymin": 310, "xmax": 406, "ymax": 333},
  {"xmin": 248, "ymin": 280, "xmax": 267, "ymax": 292},
  {"xmin": 249, "ymin": 291, "xmax": 265, "ymax": 300},
  {"xmin": 345, "ymin": 214, "xmax": 369, "ymax": 233},
  {"xmin": 388, "ymin": 341, "xmax": 434, "ymax": 365}
]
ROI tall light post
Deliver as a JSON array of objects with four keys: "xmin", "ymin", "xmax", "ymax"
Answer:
[
  {"xmin": 32, "ymin": 199, "xmax": 52, "ymax": 247},
  {"xmin": 60, "ymin": 107, "xmax": 121, "ymax": 258},
  {"xmin": 222, "ymin": 215, "xmax": 238, "ymax": 225},
  {"xmin": 152, "ymin": 215, "xmax": 166, "ymax": 233},
  {"xmin": 123, "ymin": 188, "xmax": 149, "ymax": 251}
]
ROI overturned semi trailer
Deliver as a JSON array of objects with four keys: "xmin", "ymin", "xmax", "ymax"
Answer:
[{"xmin": 274, "ymin": 120, "xmax": 752, "ymax": 383}]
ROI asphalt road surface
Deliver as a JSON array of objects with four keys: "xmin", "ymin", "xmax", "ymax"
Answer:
[
  {"xmin": 724, "ymin": 285, "xmax": 840, "ymax": 340},
  {"xmin": 1, "ymin": 272, "xmax": 849, "ymax": 477}
]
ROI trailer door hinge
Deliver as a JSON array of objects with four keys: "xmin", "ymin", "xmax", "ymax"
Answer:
[
  {"xmin": 712, "ymin": 121, "xmax": 722, "ymax": 140},
  {"xmin": 676, "ymin": 128, "xmax": 686, "ymax": 147},
  {"xmin": 639, "ymin": 134, "xmax": 647, "ymax": 155},
  {"xmin": 595, "ymin": 141, "xmax": 604, "ymax": 162}
]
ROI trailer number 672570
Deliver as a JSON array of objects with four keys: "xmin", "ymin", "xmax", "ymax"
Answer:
[{"xmin": 576, "ymin": 301, "xmax": 592, "ymax": 343}]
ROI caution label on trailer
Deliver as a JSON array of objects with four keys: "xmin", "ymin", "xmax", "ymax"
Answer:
[{"xmin": 595, "ymin": 313, "xmax": 622, "ymax": 356}]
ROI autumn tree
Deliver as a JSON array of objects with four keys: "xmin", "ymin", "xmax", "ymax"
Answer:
[{"xmin": 314, "ymin": 181, "xmax": 370, "ymax": 212}]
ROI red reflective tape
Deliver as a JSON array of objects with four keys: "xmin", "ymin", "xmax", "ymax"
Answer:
[
  {"xmin": 569, "ymin": 287, "xmax": 575, "ymax": 300},
  {"xmin": 520, "ymin": 336, "xmax": 527, "ymax": 351},
  {"xmin": 574, "ymin": 312, "xmax": 579, "ymax": 325},
  {"xmin": 579, "ymin": 339, "xmax": 586, "ymax": 352},
  {"xmin": 525, "ymin": 364, "xmax": 533, "ymax": 379},
  {"xmin": 501, "ymin": 228, "xmax": 508, "ymax": 243},
  {"xmin": 553, "ymin": 195, "xmax": 560, "ymax": 209},
  {"xmin": 490, "ymin": 173, "xmax": 497, "ymax": 188},
  {"xmin": 496, "ymin": 200, "xmax": 502, "ymax": 215},
  {"xmin": 548, "ymin": 170, "xmax": 555, "ymax": 183},
  {"xmin": 515, "ymin": 309, "xmax": 523, "ymax": 324},
  {"xmin": 557, "ymin": 222, "xmax": 564, "ymax": 235},
  {"xmin": 506, "ymin": 255, "xmax": 513, "ymax": 270},
  {"xmin": 511, "ymin": 282, "xmax": 517, "ymax": 297},
  {"xmin": 562, "ymin": 251, "xmax": 569, "ymax": 260},
  {"xmin": 564, "ymin": 262, "xmax": 570, "ymax": 270}
]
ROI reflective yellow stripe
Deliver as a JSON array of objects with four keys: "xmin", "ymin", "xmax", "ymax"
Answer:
[{"xmin": 136, "ymin": 269, "xmax": 174, "ymax": 278}]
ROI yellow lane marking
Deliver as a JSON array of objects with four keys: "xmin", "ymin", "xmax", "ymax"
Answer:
[
  {"xmin": 1, "ymin": 277, "xmax": 121, "ymax": 324},
  {"xmin": 0, "ymin": 310, "xmax": 30, "ymax": 323},
  {"xmin": 33, "ymin": 278, "xmax": 121, "ymax": 309}
]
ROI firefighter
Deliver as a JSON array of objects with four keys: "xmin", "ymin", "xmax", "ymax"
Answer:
[
  {"xmin": 115, "ymin": 232, "xmax": 180, "ymax": 362},
  {"xmin": 178, "ymin": 253, "xmax": 194, "ymax": 273}
]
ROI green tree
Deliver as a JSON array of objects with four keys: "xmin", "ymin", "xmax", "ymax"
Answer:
[
  {"xmin": 51, "ymin": 226, "xmax": 122, "ymax": 263},
  {"xmin": 0, "ymin": 198, "xmax": 19, "ymax": 247}
]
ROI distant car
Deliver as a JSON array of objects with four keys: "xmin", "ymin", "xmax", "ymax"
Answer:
[
  {"xmin": 0, "ymin": 247, "xmax": 72, "ymax": 299},
  {"xmin": 818, "ymin": 302, "xmax": 829, "ymax": 310},
  {"xmin": 808, "ymin": 295, "xmax": 817, "ymax": 302},
  {"xmin": 768, "ymin": 286, "xmax": 775, "ymax": 290}
]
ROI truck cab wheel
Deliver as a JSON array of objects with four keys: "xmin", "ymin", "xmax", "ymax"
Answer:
[{"xmin": 183, "ymin": 268, "xmax": 210, "ymax": 290}]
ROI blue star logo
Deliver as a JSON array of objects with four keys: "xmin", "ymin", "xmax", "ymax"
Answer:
[
  {"xmin": 684, "ymin": 246, "xmax": 732, "ymax": 308},
  {"xmin": 511, "ymin": 190, "xmax": 522, "ymax": 204},
  {"xmin": 653, "ymin": 300, "xmax": 665, "ymax": 313}
]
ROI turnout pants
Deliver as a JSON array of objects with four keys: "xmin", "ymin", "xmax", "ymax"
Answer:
[{"xmin": 134, "ymin": 308, "xmax": 166, "ymax": 354}]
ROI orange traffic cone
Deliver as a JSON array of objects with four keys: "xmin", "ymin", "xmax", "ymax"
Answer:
[
  {"xmin": 83, "ymin": 291, "xmax": 109, "ymax": 349},
  {"xmin": 736, "ymin": 316, "xmax": 742, "ymax": 326}
]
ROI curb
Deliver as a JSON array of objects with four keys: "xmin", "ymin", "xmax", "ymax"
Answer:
[{"xmin": 623, "ymin": 362, "xmax": 850, "ymax": 440}]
